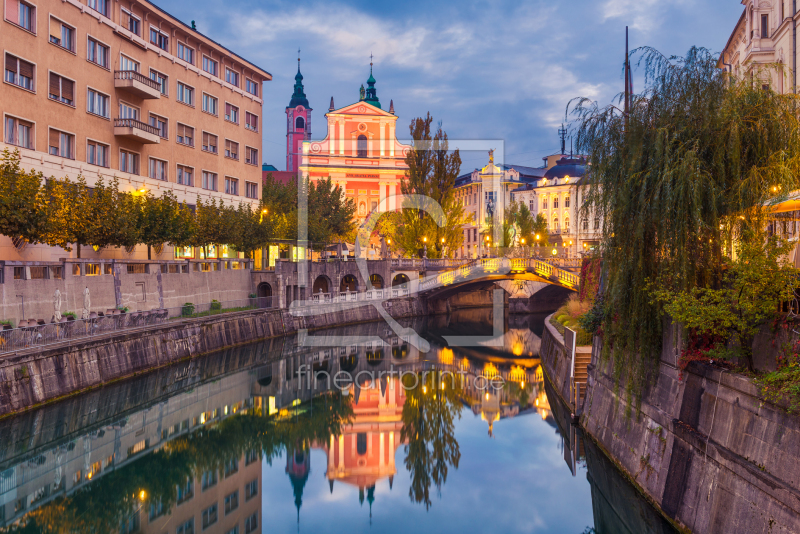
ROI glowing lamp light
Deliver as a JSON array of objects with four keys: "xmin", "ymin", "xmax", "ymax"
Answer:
[
  {"xmin": 423, "ymin": 237, "xmax": 428, "ymax": 243},
  {"xmin": 138, "ymin": 188, "xmax": 146, "ymax": 194},
  {"xmin": 485, "ymin": 393, "xmax": 490, "ymax": 400},
  {"xmin": 262, "ymin": 209, "xmax": 268, "ymax": 214},
  {"xmin": 520, "ymin": 381, "xmax": 525, "ymax": 388},
  {"xmin": 535, "ymin": 234, "xmax": 540, "ymax": 240},
  {"xmin": 139, "ymin": 490, "xmax": 147, "ymax": 501},
  {"xmin": 441, "ymin": 237, "xmax": 445, "ymax": 244},
  {"xmin": 551, "ymin": 248, "xmax": 558, "ymax": 256},
  {"xmin": 441, "ymin": 381, "xmax": 446, "ymax": 389},
  {"xmin": 423, "ymin": 386, "xmax": 427, "ymax": 394},
  {"xmin": 521, "ymin": 238, "xmax": 526, "ymax": 244},
  {"xmin": 387, "ymin": 238, "xmax": 391, "ymax": 245}
]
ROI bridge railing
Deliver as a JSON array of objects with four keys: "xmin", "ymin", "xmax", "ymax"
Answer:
[{"xmin": 297, "ymin": 288, "xmax": 411, "ymax": 308}]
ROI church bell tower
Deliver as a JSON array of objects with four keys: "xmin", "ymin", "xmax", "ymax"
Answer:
[{"xmin": 286, "ymin": 52, "xmax": 312, "ymax": 175}]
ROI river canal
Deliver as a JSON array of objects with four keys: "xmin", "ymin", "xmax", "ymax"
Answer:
[{"xmin": 0, "ymin": 310, "xmax": 676, "ymax": 533}]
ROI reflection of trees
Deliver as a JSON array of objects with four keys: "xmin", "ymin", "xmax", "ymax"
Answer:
[
  {"xmin": 505, "ymin": 381, "xmax": 531, "ymax": 408},
  {"xmin": 400, "ymin": 370, "xmax": 462, "ymax": 510},
  {"xmin": 3, "ymin": 392, "xmax": 352, "ymax": 534}
]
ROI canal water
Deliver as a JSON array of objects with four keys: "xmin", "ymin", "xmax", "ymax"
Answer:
[{"xmin": 0, "ymin": 310, "xmax": 676, "ymax": 534}]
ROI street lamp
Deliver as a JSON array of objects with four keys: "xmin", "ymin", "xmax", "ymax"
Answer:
[{"xmin": 423, "ymin": 237, "xmax": 428, "ymax": 243}]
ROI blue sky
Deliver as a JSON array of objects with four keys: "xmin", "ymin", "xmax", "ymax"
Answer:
[{"xmin": 164, "ymin": 0, "xmax": 743, "ymax": 173}]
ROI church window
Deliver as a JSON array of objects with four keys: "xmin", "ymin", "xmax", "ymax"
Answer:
[
  {"xmin": 357, "ymin": 433, "xmax": 367, "ymax": 455},
  {"xmin": 295, "ymin": 116, "xmax": 305, "ymax": 131},
  {"xmin": 357, "ymin": 134, "xmax": 367, "ymax": 158}
]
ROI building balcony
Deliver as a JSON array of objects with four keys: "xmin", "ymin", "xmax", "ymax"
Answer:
[
  {"xmin": 114, "ymin": 70, "xmax": 161, "ymax": 99},
  {"xmin": 114, "ymin": 118, "xmax": 160, "ymax": 144}
]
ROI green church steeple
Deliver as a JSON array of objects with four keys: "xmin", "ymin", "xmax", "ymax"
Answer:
[
  {"xmin": 361, "ymin": 55, "xmax": 381, "ymax": 109},
  {"xmin": 289, "ymin": 52, "xmax": 309, "ymax": 108}
]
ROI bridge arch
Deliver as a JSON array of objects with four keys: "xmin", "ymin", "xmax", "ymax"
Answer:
[
  {"xmin": 369, "ymin": 273, "xmax": 384, "ymax": 289},
  {"xmin": 312, "ymin": 275, "xmax": 331, "ymax": 294},
  {"xmin": 341, "ymin": 274, "xmax": 358, "ymax": 292},
  {"xmin": 256, "ymin": 282, "xmax": 272, "ymax": 307},
  {"xmin": 392, "ymin": 273, "xmax": 410, "ymax": 287}
]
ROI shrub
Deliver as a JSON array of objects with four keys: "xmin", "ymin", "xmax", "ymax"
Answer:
[
  {"xmin": 181, "ymin": 303, "xmax": 195, "ymax": 316},
  {"xmin": 248, "ymin": 293, "xmax": 257, "ymax": 299},
  {"xmin": 210, "ymin": 300, "xmax": 222, "ymax": 311}
]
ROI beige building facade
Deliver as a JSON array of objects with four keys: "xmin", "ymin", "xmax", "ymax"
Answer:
[
  {"xmin": 0, "ymin": 0, "xmax": 271, "ymax": 261},
  {"xmin": 719, "ymin": 1, "xmax": 796, "ymax": 91}
]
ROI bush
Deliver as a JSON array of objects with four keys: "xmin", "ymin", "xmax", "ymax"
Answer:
[
  {"xmin": 181, "ymin": 303, "xmax": 195, "ymax": 316},
  {"xmin": 210, "ymin": 300, "xmax": 221, "ymax": 311},
  {"xmin": 63, "ymin": 311, "xmax": 77, "ymax": 319},
  {"xmin": 248, "ymin": 293, "xmax": 257, "ymax": 299},
  {"xmin": 117, "ymin": 306, "xmax": 130, "ymax": 313}
]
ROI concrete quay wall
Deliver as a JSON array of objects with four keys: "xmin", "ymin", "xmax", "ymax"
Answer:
[{"xmin": 0, "ymin": 296, "xmax": 425, "ymax": 418}]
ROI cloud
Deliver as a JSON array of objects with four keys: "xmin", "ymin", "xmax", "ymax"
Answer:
[{"xmin": 600, "ymin": 0, "xmax": 686, "ymax": 32}]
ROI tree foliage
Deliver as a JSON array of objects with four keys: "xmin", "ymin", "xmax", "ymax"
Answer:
[
  {"xmin": 0, "ymin": 149, "xmax": 47, "ymax": 244},
  {"xmin": 391, "ymin": 113, "xmax": 468, "ymax": 258},
  {"xmin": 572, "ymin": 46, "xmax": 800, "ymax": 399},
  {"xmin": 652, "ymin": 235, "xmax": 797, "ymax": 371}
]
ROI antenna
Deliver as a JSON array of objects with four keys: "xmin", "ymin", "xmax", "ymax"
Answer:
[{"xmin": 558, "ymin": 124, "xmax": 567, "ymax": 154}]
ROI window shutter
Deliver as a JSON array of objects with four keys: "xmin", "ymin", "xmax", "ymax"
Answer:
[
  {"xmin": 225, "ymin": 103, "xmax": 231, "ymax": 117},
  {"xmin": 5, "ymin": 0, "xmax": 19, "ymax": 24},
  {"xmin": 120, "ymin": 10, "xmax": 130, "ymax": 30},
  {"xmin": 49, "ymin": 73, "xmax": 60, "ymax": 96},
  {"xmin": 62, "ymin": 78, "xmax": 74, "ymax": 101},
  {"xmin": 177, "ymin": 124, "xmax": 186, "ymax": 138},
  {"xmin": 5, "ymin": 54, "xmax": 17, "ymax": 73},
  {"xmin": 210, "ymin": 135, "xmax": 217, "ymax": 150},
  {"xmin": 202, "ymin": 132, "xmax": 209, "ymax": 147},
  {"xmin": 19, "ymin": 59, "xmax": 33, "ymax": 78},
  {"xmin": 186, "ymin": 126, "xmax": 193, "ymax": 144},
  {"xmin": 49, "ymin": 129, "xmax": 59, "ymax": 148},
  {"xmin": 49, "ymin": 18, "xmax": 60, "ymax": 39}
]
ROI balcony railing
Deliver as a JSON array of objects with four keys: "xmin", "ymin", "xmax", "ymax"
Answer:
[
  {"xmin": 114, "ymin": 70, "xmax": 161, "ymax": 91},
  {"xmin": 114, "ymin": 118, "xmax": 161, "ymax": 137}
]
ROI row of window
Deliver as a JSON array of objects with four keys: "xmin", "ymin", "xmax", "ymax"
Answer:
[
  {"xmin": 4, "ymin": 50, "xmax": 260, "ymax": 133},
  {"xmin": 5, "ymin": 0, "xmax": 259, "ymax": 96},
  {"xmin": 5, "ymin": 116, "xmax": 258, "ymax": 198}
]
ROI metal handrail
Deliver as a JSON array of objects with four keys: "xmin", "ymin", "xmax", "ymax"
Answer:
[
  {"xmin": 0, "ymin": 297, "xmax": 275, "ymax": 355},
  {"xmin": 114, "ymin": 69, "xmax": 161, "ymax": 91},
  {"xmin": 114, "ymin": 117, "xmax": 161, "ymax": 136}
]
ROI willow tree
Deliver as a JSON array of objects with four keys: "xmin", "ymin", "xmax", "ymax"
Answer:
[{"xmin": 571, "ymin": 47, "xmax": 800, "ymax": 397}]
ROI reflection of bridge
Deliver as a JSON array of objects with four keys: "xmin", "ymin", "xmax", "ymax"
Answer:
[{"xmin": 257, "ymin": 257, "xmax": 579, "ymax": 310}]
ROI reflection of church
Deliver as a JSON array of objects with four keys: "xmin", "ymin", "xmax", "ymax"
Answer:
[
  {"xmin": 285, "ymin": 57, "xmax": 412, "ymax": 223},
  {"xmin": 286, "ymin": 377, "xmax": 406, "ymax": 515}
]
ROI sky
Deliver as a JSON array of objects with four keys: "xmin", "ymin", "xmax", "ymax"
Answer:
[{"xmin": 162, "ymin": 0, "xmax": 743, "ymax": 174}]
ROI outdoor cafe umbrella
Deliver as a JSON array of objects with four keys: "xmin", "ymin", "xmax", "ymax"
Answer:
[
  {"xmin": 53, "ymin": 289, "xmax": 62, "ymax": 322},
  {"xmin": 81, "ymin": 287, "xmax": 90, "ymax": 320}
]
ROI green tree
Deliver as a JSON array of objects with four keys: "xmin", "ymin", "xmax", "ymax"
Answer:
[
  {"xmin": 307, "ymin": 176, "xmax": 356, "ymax": 243},
  {"xmin": 0, "ymin": 149, "xmax": 47, "ymax": 245},
  {"xmin": 394, "ymin": 113, "xmax": 467, "ymax": 258},
  {"xmin": 400, "ymin": 370, "xmax": 462, "ymax": 510},
  {"xmin": 532, "ymin": 213, "xmax": 549, "ymax": 249},
  {"xmin": 652, "ymin": 235, "xmax": 797, "ymax": 371},
  {"xmin": 140, "ymin": 191, "xmax": 192, "ymax": 259},
  {"xmin": 571, "ymin": 47, "xmax": 800, "ymax": 399}
]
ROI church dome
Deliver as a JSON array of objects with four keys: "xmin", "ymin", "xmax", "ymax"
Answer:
[
  {"xmin": 289, "ymin": 63, "xmax": 309, "ymax": 108},
  {"xmin": 543, "ymin": 157, "xmax": 587, "ymax": 180}
]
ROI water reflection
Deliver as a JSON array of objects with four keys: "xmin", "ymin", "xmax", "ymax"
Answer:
[{"xmin": 0, "ymin": 311, "xmax": 675, "ymax": 533}]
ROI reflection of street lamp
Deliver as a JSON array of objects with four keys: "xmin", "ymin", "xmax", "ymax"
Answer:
[{"xmin": 259, "ymin": 208, "xmax": 268, "ymax": 223}]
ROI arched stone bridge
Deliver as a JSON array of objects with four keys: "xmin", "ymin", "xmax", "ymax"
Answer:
[{"xmin": 252, "ymin": 257, "xmax": 579, "ymax": 309}]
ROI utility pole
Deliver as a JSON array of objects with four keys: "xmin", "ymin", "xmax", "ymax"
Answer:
[{"xmin": 624, "ymin": 26, "xmax": 630, "ymax": 128}]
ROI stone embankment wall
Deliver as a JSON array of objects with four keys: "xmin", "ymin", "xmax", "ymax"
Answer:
[
  {"xmin": 1, "ymin": 259, "xmax": 254, "ymax": 324},
  {"xmin": 539, "ymin": 316, "xmax": 592, "ymax": 410},
  {"xmin": 571, "ymin": 321, "xmax": 800, "ymax": 533},
  {"xmin": 0, "ymin": 296, "xmax": 424, "ymax": 418}
]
